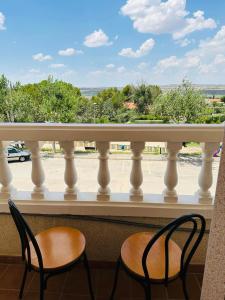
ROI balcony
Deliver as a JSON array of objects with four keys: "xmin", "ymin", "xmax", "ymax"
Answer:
[
  {"xmin": 0, "ymin": 123, "xmax": 223, "ymax": 215},
  {"xmin": 0, "ymin": 122, "xmax": 224, "ymax": 299}
]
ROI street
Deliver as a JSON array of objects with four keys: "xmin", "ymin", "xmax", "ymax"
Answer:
[{"xmin": 7, "ymin": 153, "xmax": 220, "ymax": 197}]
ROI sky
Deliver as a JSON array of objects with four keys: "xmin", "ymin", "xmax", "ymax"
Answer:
[{"xmin": 0, "ymin": 0, "xmax": 225, "ymax": 87}]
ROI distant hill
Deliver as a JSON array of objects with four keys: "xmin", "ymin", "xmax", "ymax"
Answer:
[{"xmin": 80, "ymin": 85, "xmax": 225, "ymax": 98}]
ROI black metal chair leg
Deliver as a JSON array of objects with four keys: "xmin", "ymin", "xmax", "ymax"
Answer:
[
  {"xmin": 40, "ymin": 272, "xmax": 45, "ymax": 300},
  {"xmin": 83, "ymin": 252, "xmax": 95, "ymax": 300},
  {"xmin": 182, "ymin": 277, "xmax": 189, "ymax": 300},
  {"xmin": 19, "ymin": 265, "xmax": 28, "ymax": 299},
  {"xmin": 110, "ymin": 257, "xmax": 121, "ymax": 300},
  {"xmin": 143, "ymin": 283, "xmax": 151, "ymax": 300}
]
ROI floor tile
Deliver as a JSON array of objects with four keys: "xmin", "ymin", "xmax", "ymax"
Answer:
[
  {"xmin": 167, "ymin": 274, "xmax": 200, "ymax": 300},
  {"xmin": 23, "ymin": 291, "xmax": 60, "ymax": 300},
  {"xmin": 0, "ymin": 264, "xmax": 8, "ymax": 279},
  {"xmin": 131, "ymin": 280, "xmax": 168, "ymax": 299},
  {"xmin": 0, "ymin": 264, "xmax": 33, "ymax": 290},
  {"xmin": 28, "ymin": 271, "xmax": 67, "ymax": 293},
  {"xmin": 195, "ymin": 273, "xmax": 203, "ymax": 287},
  {"xmin": 63, "ymin": 266, "xmax": 97, "ymax": 296},
  {"xmin": 0, "ymin": 290, "xmax": 20, "ymax": 300},
  {"xmin": 0, "ymin": 263, "xmax": 203, "ymax": 300},
  {"xmin": 96, "ymin": 268, "xmax": 132, "ymax": 299},
  {"xmin": 61, "ymin": 295, "xmax": 93, "ymax": 300}
]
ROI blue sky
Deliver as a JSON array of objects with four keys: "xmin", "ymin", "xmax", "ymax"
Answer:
[{"xmin": 0, "ymin": 0, "xmax": 225, "ymax": 87}]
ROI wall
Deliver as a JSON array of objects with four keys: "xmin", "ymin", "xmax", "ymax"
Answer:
[{"xmin": 0, "ymin": 214, "xmax": 210, "ymax": 265}]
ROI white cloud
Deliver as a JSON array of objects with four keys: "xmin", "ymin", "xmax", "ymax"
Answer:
[
  {"xmin": 154, "ymin": 26, "xmax": 225, "ymax": 77},
  {"xmin": 50, "ymin": 64, "xmax": 65, "ymax": 68},
  {"xmin": 176, "ymin": 38, "xmax": 191, "ymax": 47},
  {"xmin": 89, "ymin": 70, "xmax": 106, "ymax": 76},
  {"xmin": 106, "ymin": 64, "xmax": 115, "ymax": 69},
  {"xmin": 0, "ymin": 12, "xmax": 6, "ymax": 30},
  {"xmin": 58, "ymin": 48, "xmax": 83, "ymax": 56},
  {"xmin": 119, "ymin": 38, "xmax": 155, "ymax": 58},
  {"xmin": 120, "ymin": 0, "xmax": 216, "ymax": 40},
  {"xmin": 155, "ymin": 54, "xmax": 200, "ymax": 73},
  {"xmin": 117, "ymin": 66, "xmax": 126, "ymax": 73},
  {"xmin": 138, "ymin": 62, "xmax": 148, "ymax": 70},
  {"xmin": 32, "ymin": 53, "xmax": 52, "ymax": 62},
  {"xmin": 29, "ymin": 68, "xmax": 40, "ymax": 73},
  {"xmin": 173, "ymin": 10, "xmax": 216, "ymax": 40},
  {"xmin": 84, "ymin": 29, "xmax": 112, "ymax": 47},
  {"xmin": 196, "ymin": 26, "xmax": 225, "ymax": 55},
  {"xmin": 214, "ymin": 54, "xmax": 225, "ymax": 65},
  {"xmin": 156, "ymin": 56, "xmax": 182, "ymax": 72}
]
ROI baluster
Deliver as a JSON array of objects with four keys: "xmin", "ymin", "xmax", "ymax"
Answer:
[
  {"xmin": 96, "ymin": 141, "xmax": 110, "ymax": 201},
  {"xmin": 164, "ymin": 142, "xmax": 182, "ymax": 203},
  {"xmin": 130, "ymin": 142, "xmax": 145, "ymax": 201},
  {"xmin": 0, "ymin": 141, "xmax": 15, "ymax": 199},
  {"xmin": 59, "ymin": 141, "xmax": 77, "ymax": 200},
  {"xmin": 25, "ymin": 141, "xmax": 46, "ymax": 199},
  {"xmin": 197, "ymin": 142, "xmax": 219, "ymax": 203}
]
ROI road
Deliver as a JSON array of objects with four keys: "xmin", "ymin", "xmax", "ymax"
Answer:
[{"xmin": 7, "ymin": 153, "xmax": 220, "ymax": 196}]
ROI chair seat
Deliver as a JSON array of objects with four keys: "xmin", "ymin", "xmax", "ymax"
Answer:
[
  {"xmin": 27, "ymin": 226, "xmax": 86, "ymax": 271},
  {"xmin": 121, "ymin": 232, "xmax": 182, "ymax": 281}
]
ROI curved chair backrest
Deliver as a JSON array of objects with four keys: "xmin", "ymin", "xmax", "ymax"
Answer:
[
  {"xmin": 8, "ymin": 199, "xmax": 43, "ymax": 271},
  {"xmin": 142, "ymin": 214, "xmax": 206, "ymax": 283}
]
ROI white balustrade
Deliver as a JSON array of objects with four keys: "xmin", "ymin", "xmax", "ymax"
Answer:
[
  {"xmin": 164, "ymin": 142, "xmax": 182, "ymax": 203},
  {"xmin": 130, "ymin": 141, "xmax": 145, "ymax": 201},
  {"xmin": 0, "ymin": 141, "xmax": 15, "ymax": 199},
  {"xmin": 0, "ymin": 123, "xmax": 223, "ymax": 217},
  {"xmin": 60, "ymin": 141, "xmax": 77, "ymax": 200},
  {"xmin": 96, "ymin": 141, "xmax": 110, "ymax": 201},
  {"xmin": 25, "ymin": 141, "xmax": 46, "ymax": 199},
  {"xmin": 197, "ymin": 142, "xmax": 220, "ymax": 203}
]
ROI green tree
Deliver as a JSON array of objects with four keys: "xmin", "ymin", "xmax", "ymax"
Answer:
[
  {"xmin": 132, "ymin": 84, "xmax": 161, "ymax": 114},
  {"xmin": 221, "ymin": 95, "xmax": 225, "ymax": 103},
  {"xmin": 90, "ymin": 88, "xmax": 125, "ymax": 122},
  {"xmin": 122, "ymin": 84, "xmax": 134, "ymax": 101},
  {"xmin": 21, "ymin": 78, "xmax": 82, "ymax": 123},
  {"xmin": 153, "ymin": 80, "xmax": 206, "ymax": 123},
  {"xmin": 0, "ymin": 75, "xmax": 24, "ymax": 122}
]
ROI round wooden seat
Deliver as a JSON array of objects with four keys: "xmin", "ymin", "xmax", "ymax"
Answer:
[
  {"xmin": 121, "ymin": 232, "xmax": 182, "ymax": 281},
  {"xmin": 27, "ymin": 226, "xmax": 86, "ymax": 271}
]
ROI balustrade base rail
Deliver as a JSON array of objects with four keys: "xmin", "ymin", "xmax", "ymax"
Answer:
[{"xmin": 0, "ymin": 191, "xmax": 213, "ymax": 219}]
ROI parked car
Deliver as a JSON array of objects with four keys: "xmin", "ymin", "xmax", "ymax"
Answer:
[{"xmin": 7, "ymin": 147, "xmax": 31, "ymax": 162}]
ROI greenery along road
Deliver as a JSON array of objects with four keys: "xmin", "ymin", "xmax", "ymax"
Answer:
[{"xmin": 0, "ymin": 74, "xmax": 225, "ymax": 124}]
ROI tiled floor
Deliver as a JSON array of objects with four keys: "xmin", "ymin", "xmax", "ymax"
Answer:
[{"xmin": 0, "ymin": 263, "xmax": 202, "ymax": 299}]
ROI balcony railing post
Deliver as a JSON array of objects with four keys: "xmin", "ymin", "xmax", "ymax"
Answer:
[
  {"xmin": 197, "ymin": 142, "xmax": 219, "ymax": 203},
  {"xmin": 130, "ymin": 141, "xmax": 145, "ymax": 201},
  {"xmin": 60, "ymin": 141, "xmax": 77, "ymax": 200},
  {"xmin": 164, "ymin": 142, "xmax": 182, "ymax": 203},
  {"xmin": 25, "ymin": 141, "xmax": 46, "ymax": 199},
  {"xmin": 0, "ymin": 141, "xmax": 15, "ymax": 199},
  {"xmin": 96, "ymin": 141, "xmax": 110, "ymax": 201}
]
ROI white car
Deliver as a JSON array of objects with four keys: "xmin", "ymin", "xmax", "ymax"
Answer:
[{"xmin": 7, "ymin": 147, "xmax": 31, "ymax": 162}]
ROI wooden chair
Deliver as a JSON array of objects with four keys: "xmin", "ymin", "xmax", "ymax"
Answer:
[
  {"xmin": 110, "ymin": 214, "xmax": 205, "ymax": 300},
  {"xmin": 8, "ymin": 199, "xmax": 95, "ymax": 300}
]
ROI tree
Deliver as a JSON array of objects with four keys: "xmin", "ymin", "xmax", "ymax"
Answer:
[
  {"xmin": 0, "ymin": 75, "xmax": 24, "ymax": 122},
  {"xmin": 39, "ymin": 79, "xmax": 81, "ymax": 123},
  {"xmin": 132, "ymin": 84, "xmax": 161, "ymax": 114},
  {"xmin": 21, "ymin": 78, "xmax": 82, "ymax": 123},
  {"xmin": 153, "ymin": 80, "xmax": 206, "ymax": 123},
  {"xmin": 221, "ymin": 95, "xmax": 225, "ymax": 103},
  {"xmin": 90, "ymin": 88, "xmax": 125, "ymax": 122},
  {"xmin": 122, "ymin": 84, "xmax": 134, "ymax": 101}
]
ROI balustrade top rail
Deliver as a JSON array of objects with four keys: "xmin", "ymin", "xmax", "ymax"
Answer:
[{"xmin": 0, "ymin": 123, "xmax": 224, "ymax": 142}]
